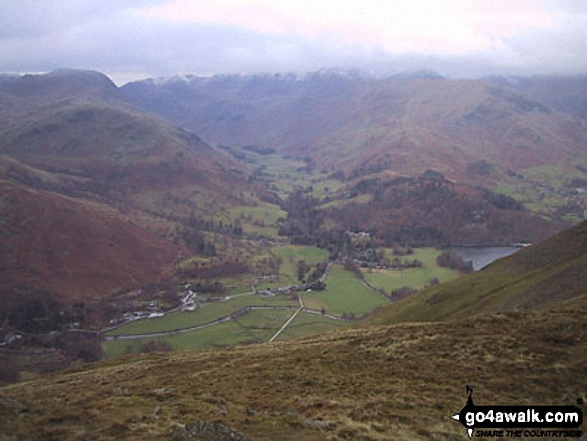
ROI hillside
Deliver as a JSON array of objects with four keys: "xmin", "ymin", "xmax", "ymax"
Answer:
[
  {"xmin": 122, "ymin": 73, "xmax": 587, "ymax": 184},
  {"xmin": 0, "ymin": 70, "xmax": 254, "ymax": 330},
  {"xmin": 0, "ymin": 70, "xmax": 249, "ymax": 213},
  {"xmin": 489, "ymin": 74, "xmax": 587, "ymax": 120},
  {"xmin": 323, "ymin": 173, "xmax": 561, "ymax": 246},
  {"xmin": 0, "ymin": 68, "xmax": 585, "ymax": 439},
  {"xmin": 0, "ymin": 293, "xmax": 584, "ymax": 440},
  {"xmin": 0, "ymin": 180, "xmax": 185, "ymax": 330},
  {"xmin": 367, "ymin": 220, "xmax": 587, "ymax": 325},
  {"xmin": 0, "ymin": 220, "xmax": 585, "ymax": 439}
]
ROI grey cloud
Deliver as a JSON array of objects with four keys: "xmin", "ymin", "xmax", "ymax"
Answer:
[
  {"xmin": 1, "ymin": 1, "xmax": 587, "ymax": 82},
  {"xmin": 0, "ymin": 0, "xmax": 164, "ymax": 39}
]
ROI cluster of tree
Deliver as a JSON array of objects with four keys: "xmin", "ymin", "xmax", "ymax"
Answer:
[
  {"xmin": 480, "ymin": 188, "xmax": 524, "ymax": 211},
  {"xmin": 304, "ymin": 280, "xmax": 326, "ymax": 291},
  {"xmin": 348, "ymin": 160, "xmax": 390, "ymax": 179},
  {"xmin": 187, "ymin": 281, "xmax": 226, "ymax": 295},
  {"xmin": 389, "ymin": 258, "xmax": 422, "ymax": 269},
  {"xmin": 187, "ymin": 212, "xmax": 243, "ymax": 236},
  {"xmin": 253, "ymin": 256, "xmax": 281, "ymax": 277},
  {"xmin": 296, "ymin": 260, "xmax": 309, "ymax": 282},
  {"xmin": 392, "ymin": 247, "xmax": 414, "ymax": 256},
  {"xmin": 5, "ymin": 290, "xmax": 73, "ymax": 334},
  {"xmin": 306, "ymin": 261, "xmax": 329, "ymax": 284},
  {"xmin": 295, "ymin": 259, "xmax": 329, "ymax": 285},
  {"xmin": 390, "ymin": 286, "xmax": 417, "ymax": 300},
  {"xmin": 177, "ymin": 260, "xmax": 249, "ymax": 280},
  {"xmin": 242, "ymin": 145, "xmax": 276, "ymax": 155},
  {"xmin": 278, "ymin": 189, "xmax": 324, "ymax": 245},
  {"xmin": 466, "ymin": 160, "xmax": 494, "ymax": 176},
  {"xmin": 436, "ymin": 251, "xmax": 473, "ymax": 273},
  {"xmin": 175, "ymin": 227, "xmax": 217, "ymax": 256}
]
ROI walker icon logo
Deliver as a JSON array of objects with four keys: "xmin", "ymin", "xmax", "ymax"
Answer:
[{"xmin": 451, "ymin": 386, "xmax": 583, "ymax": 439}]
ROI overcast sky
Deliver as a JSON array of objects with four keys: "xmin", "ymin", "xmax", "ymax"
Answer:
[{"xmin": 1, "ymin": 0, "xmax": 587, "ymax": 84}]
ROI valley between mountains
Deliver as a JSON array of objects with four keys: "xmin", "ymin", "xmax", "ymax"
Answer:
[{"xmin": 0, "ymin": 69, "xmax": 586, "ymax": 440}]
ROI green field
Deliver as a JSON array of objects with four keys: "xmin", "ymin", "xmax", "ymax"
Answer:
[
  {"xmin": 256, "ymin": 244, "xmax": 329, "ymax": 290},
  {"xmin": 222, "ymin": 204, "xmax": 287, "ymax": 237},
  {"xmin": 103, "ymin": 308, "xmax": 295, "ymax": 355},
  {"xmin": 226, "ymin": 147, "xmax": 345, "ymax": 200},
  {"xmin": 104, "ymin": 247, "xmax": 461, "ymax": 355},
  {"xmin": 105, "ymin": 294, "xmax": 297, "ymax": 337},
  {"xmin": 494, "ymin": 165, "xmax": 587, "ymax": 222},
  {"xmin": 301, "ymin": 264, "xmax": 389, "ymax": 316},
  {"xmin": 274, "ymin": 311, "xmax": 344, "ymax": 341},
  {"xmin": 362, "ymin": 248, "xmax": 461, "ymax": 294}
]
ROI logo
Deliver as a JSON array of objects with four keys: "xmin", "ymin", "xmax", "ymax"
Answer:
[{"xmin": 451, "ymin": 386, "xmax": 584, "ymax": 438}]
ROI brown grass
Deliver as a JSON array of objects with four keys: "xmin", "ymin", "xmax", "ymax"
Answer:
[{"xmin": 0, "ymin": 294, "xmax": 585, "ymax": 440}]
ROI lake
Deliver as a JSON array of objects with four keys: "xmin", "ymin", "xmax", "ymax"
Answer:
[{"xmin": 450, "ymin": 247, "xmax": 520, "ymax": 271}]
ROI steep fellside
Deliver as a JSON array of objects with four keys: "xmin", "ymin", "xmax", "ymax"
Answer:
[
  {"xmin": 325, "ymin": 173, "xmax": 562, "ymax": 246},
  {"xmin": 489, "ymin": 74, "xmax": 587, "ymax": 120},
  {"xmin": 0, "ymin": 181, "xmax": 184, "ymax": 328},
  {"xmin": 0, "ymin": 70, "xmax": 253, "ymax": 329},
  {"xmin": 0, "ymin": 70, "xmax": 249, "ymax": 213},
  {"xmin": 367, "ymin": 220, "xmax": 587, "ymax": 325}
]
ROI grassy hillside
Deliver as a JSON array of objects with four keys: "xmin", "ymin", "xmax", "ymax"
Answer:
[
  {"xmin": 0, "ymin": 294, "xmax": 584, "ymax": 440},
  {"xmin": 367, "ymin": 220, "xmax": 587, "ymax": 325}
]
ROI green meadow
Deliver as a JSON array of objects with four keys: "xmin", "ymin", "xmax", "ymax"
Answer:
[
  {"xmin": 103, "ymin": 308, "xmax": 295, "ymax": 355},
  {"xmin": 105, "ymin": 294, "xmax": 297, "ymax": 337},
  {"xmin": 256, "ymin": 244, "xmax": 329, "ymax": 290},
  {"xmin": 362, "ymin": 247, "xmax": 461, "ymax": 294},
  {"xmin": 301, "ymin": 264, "xmax": 389, "ymax": 316}
]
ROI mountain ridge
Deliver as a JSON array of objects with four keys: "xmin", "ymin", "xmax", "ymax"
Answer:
[{"xmin": 121, "ymin": 73, "xmax": 587, "ymax": 185}]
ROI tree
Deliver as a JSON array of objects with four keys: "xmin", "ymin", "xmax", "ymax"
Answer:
[{"xmin": 297, "ymin": 260, "xmax": 308, "ymax": 282}]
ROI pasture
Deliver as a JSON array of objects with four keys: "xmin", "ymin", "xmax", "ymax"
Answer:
[{"xmin": 301, "ymin": 264, "xmax": 389, "ymax": 316}]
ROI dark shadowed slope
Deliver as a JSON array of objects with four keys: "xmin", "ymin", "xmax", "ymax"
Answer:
[
  {"xmin": 0, "ymin": 181, "xmax": 183, "ymax": 314},
  {"xmin": 489, "ymin": 74, "xmax": 587, "ymax": 120}
]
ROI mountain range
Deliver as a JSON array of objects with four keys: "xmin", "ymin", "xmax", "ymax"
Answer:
[
  {"xmin": 2, "ymin": 69, "xmax": 586, "ymax": 328},
  {"xmin": 122, "ymin": 72, "xmax": 587, "ymax": 185}
]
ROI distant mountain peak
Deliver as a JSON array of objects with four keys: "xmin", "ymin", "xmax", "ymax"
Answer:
[{"xmin": 2, "ymin": 68, "xmax": 120, "ymax": 100}]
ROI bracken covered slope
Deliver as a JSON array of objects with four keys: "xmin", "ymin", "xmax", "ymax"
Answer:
[
  {"xmin": 0, "ymin": 180, "xmax": 183, "ymax": 312},
  {"xmin": 0, "ymin": 69, "xmax": 251, "ymax": 326}
]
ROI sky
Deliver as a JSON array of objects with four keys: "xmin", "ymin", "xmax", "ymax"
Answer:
[{"xmin": 1, "ymin": 0, "xmax": 587, "ymax": 84}]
